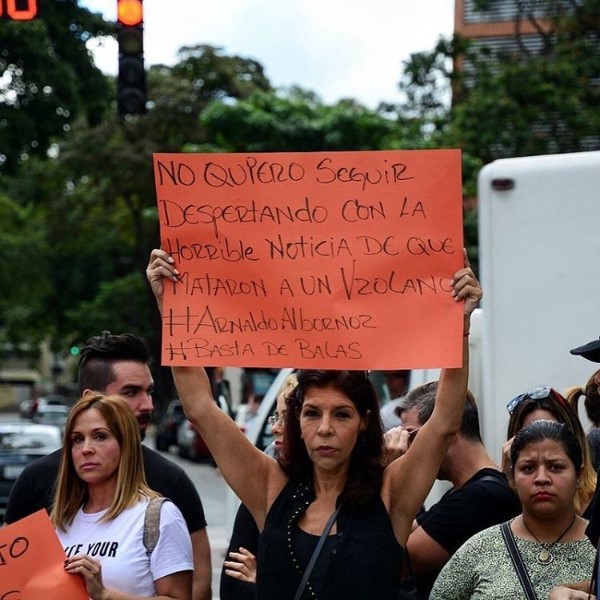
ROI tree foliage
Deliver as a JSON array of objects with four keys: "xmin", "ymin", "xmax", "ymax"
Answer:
[
  {"xmin": 0, "ymin": 0, "xmax": 113, "ymax": 175},
  {"xmin": 0, "ymin": 40, "xmax": 281, "ymax": 358},
  {"xmin": 196, "ymin": 87, "xmax": 404, "ymax": 153},
  {"xmin": 10, "ymin": 0, "xmax": 596, "ymax": 371},
  {"xmin": 400, "ymin": 0, "xmax": 600, "ymax": 162},
  {"xmin": 145, "ymin": 44, "xmax": 273, "ymax": 150},
  {"xmin": 0, "ymin": 191, "xmax": 52, "ymax": 351},
  {"xmin": 397, "ymin": 0, "xmax": 600, "ymax": 271}
]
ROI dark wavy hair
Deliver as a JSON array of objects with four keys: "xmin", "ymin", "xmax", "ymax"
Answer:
[{"xmin": 279, "ymin": 370, "xmax": 383, "ymax": 507}]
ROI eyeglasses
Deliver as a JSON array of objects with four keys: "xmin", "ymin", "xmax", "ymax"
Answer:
[
  {"xmin": 267, "ymin": 414, "xmax": 284, "ymax": 427},
  {"xmin": 405, "ymin": 426, "xmax": 422, "ymax": 444},
  {"xmin": 506, "ymin": 386, "xmax": 567, "ymax": 415}
]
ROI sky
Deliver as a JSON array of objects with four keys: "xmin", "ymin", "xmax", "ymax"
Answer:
[{"xmin": 81, "ymin": 0, "xmax": 455, "ymax": 109}]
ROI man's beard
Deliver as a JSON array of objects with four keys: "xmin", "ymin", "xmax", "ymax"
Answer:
[{"xmin": 138, "ymin": 413, "xmax": 152, "ymax": 440}]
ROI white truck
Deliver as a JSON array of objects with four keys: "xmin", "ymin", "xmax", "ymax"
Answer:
[{"xmin": 476, "ymin": 150, "xmax": 600, "ymax": 461}]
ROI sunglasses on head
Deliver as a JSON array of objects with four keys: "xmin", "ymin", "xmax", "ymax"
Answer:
[{"xmin": 506, "ymin": 386, "xmax": 567, "ymax": 415}]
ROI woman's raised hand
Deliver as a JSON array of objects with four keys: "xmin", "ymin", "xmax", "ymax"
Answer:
[
  {"xmin": 146, "ymin": 248, "xmax": 179, "ymax": 311},
  {"xmin": 452, "ymin": 249, "xmax": 482, "ymax": 321}
]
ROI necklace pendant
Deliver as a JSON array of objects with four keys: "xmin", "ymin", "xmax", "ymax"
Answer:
[{"xmin": 538, "ymin": 548, "xmax": 553, "ymax": 565}]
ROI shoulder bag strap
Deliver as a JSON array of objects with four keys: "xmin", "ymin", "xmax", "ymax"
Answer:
[
  {"xmin": 293, "ymin": 506, "xmax": 341, "ymax": 600},
  {"xmin": 398, "ymin": 549, "xmax": 422, "ymax": 600},
  {"xmin": 589, "ymin": 535, "xmax": 600, "ymax": 597},
  {"xmin": 143, "ymin": 497, "xmax": 167, "ymax": 556},
  {"xmin": 500, "ymin": 522, "xmax": 539, "ymax": 600}
]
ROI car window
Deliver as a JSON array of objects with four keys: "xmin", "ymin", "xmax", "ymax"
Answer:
[
  {"xmin": 39, "ymin": 406, "xmax": 69, "ymax": 414},
  {"xmin": 257, "ymin": 421, "xmax": 274, "ymax": 451},
  {"xmin": 0, "ymin": 430, "xmax": 60, "ymax": 450}
]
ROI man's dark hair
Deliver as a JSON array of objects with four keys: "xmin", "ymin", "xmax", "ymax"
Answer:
[
  {"xmin": 396, "ymin": 381, "xmax": 482, "ymax": 442},
  {"xmin": 78, "ymin": 331, "xmax": 152, "ymax": 394}
]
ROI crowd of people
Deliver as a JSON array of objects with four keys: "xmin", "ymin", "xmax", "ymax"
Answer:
[{"xmin": 5, "ymin": 246, "xmax": 600, "ymax": 599}]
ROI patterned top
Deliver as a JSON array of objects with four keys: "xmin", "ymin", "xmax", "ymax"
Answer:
[{"xmin": 430, "ymin": 523, "xmax": 595, "ymax": 600}]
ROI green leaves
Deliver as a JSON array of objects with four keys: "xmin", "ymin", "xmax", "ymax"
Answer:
[{"xmin": 0, "ymin": 0, "xmax": 112, "ymax": 175}]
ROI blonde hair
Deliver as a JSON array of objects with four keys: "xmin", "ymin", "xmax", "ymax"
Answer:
[
  {"xmin": 51, "ymin": 394, "xmax": 159, "ymax": 530},
  {"xmin": 566, "ymin": 369, "xmax": 600, "ymax": 427}
]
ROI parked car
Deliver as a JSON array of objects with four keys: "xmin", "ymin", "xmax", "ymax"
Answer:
[
  {"xmin": 19, "ymin": 398, "xmax": 36, "ymax": 419},
  {"xmin": 20, "ymin": 394, "xmax": 69, "ymax": 420},
  {"xmin": 32, "ymin": 404, "xmax": 70, "ymax": 436},
  {"xmin": 154, "ymin": 399, "xmax": 186, "ymax": 452},
  {"xmin": 0, "ymin": 422, "xmax": 62, "ymax": 523},
  {"xmin": 176, "ymin": 394, "xmax": 233, "ymax": 462},
  {"xmin": 176, "ymin": 419, "xmax": 210, "ymax": 462}
]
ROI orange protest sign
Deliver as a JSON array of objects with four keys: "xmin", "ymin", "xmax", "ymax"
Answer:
[
  {"xmin": 154, "ymin": 149, "xmax": 464, "ymax": 369},
  {"xmin": 0, "ymin": 509, "xmax": 88, "ymax": 600}
]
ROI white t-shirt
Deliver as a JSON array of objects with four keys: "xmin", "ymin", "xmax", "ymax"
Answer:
[{"xmin": 57, "ymin": 497, "xmax": 193, "ymax": 596}]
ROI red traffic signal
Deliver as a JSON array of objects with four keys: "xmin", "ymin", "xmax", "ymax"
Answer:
[
  {"xmin": 117, "ymin": 0, "xmax": 143, "ymax": 26},
  {"xmin": 117, "ymin": 0, "xmax": 146, "ymax": 116},
  {"xmin": 0, "ymin": 0, "xmax": 38, "ymax": 20}
]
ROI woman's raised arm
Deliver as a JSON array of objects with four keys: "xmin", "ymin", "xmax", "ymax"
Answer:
[
  {"xmin": 383, "ymin": 251, "xmax": 482, "ymax": 543},
  {"xmin": 146, "ymin": 249, "xmax": 286, "ymax": 528}
]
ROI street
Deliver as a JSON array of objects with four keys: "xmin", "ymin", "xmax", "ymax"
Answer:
[{"xmin": 149, "ymin": 439, "xmax": 231, "ymax": 600}]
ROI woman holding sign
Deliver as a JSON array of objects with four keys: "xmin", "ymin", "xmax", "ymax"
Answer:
[
  {"xmin": 147, "ymin": 247, "xmax": 481, "ymax": 600},
  {"xmin": 52, "ymin": 393, "xmax": 193, "ymax": 600}
]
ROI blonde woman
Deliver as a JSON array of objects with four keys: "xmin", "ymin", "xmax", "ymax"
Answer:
[{"xmin": 52, "ymin": 394, "xmax": 193, "ymax": 600}]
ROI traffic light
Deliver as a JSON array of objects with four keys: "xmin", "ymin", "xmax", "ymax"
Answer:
[
  {"xmin": 117, "ymin": 0, "xmax": 146, "ymax": 116},
  {"xmin": 0, "ymin": 0, "xmax": 38, "ymax": 20}
]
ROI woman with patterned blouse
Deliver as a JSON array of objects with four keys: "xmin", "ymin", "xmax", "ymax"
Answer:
[{"xmin": 430, "ymin": 420, "xmax": 595, "ymax": 600}]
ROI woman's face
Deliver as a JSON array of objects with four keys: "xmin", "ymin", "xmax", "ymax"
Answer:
[
  {"xmin": 70, "ymin": 408, "xmax": 121, "ymax": 487},
  {"xmin": 522, "ymin": 409, "xmax": 557, "ymax": 429},
  {"xmin": 513, "ymin": 438, "xmax": 579, "ymax": 518},
  {"xmin": 299, "ymin": 384, "xmax": 367, "ymax": 473},
  {"xmin": 271, "ymin": 390, "xmax": 287, "ymax": 449}
]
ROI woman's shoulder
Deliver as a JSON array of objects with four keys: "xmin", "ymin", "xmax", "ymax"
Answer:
[
  {"xmin": 451, "ymin": 522, "xmax": 506, "ymax": 557},
  {"xmin": 462, "ymin": 521, "xmax": 504, "ymax": 543},
  {"xmin": 117, "ymin": 495, "xmax": 181, "ymax": 523},
  {"xmin": 559, "ymin": 536, "xmax": 596, "ymax": 558},
  {"xmin": 155, "ymin": 497, "xmax": 186, "ymax": 522},
  {"xmin": 136, "ymin": 495, "xmax": 185, "ymax": 522}
]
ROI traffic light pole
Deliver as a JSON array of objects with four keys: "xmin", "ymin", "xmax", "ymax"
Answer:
[{"xmin": 117, "ymin": 0, "xmax": 146, "ymax": 116}]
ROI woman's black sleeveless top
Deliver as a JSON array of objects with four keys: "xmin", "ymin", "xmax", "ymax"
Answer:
[{"xmin": 256, "ymin": 477, "xmax": 405, "ymax": 600}]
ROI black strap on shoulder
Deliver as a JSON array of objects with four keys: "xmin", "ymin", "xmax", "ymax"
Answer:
[
  {"xmin": 293, "ymin": 506, "xmax": 341, "ymax": 600},
  {"xmin": 500, "ymin": 522, "xmax": 539, "ymax": 600},
  {"xmin": 589, "ymin": 536, "xmax": 600, "ymax": 597},
  {"xmin": 143, "ymin": 497, "xmax": 167, "ymax": 556}
]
